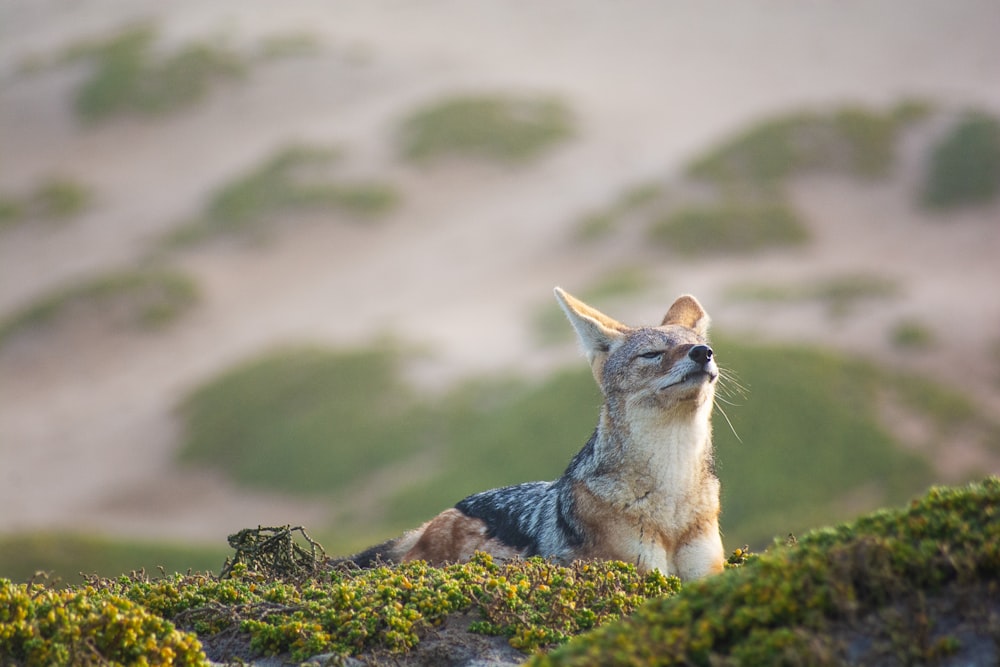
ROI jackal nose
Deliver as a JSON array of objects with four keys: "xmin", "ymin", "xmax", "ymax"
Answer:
[{"xmin": 689, "ymin": 345, "xmax": 713, "ymax": 366}]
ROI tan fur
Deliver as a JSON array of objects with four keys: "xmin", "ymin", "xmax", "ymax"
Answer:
[
  {"xmin": 661, "ymin": 294, "xmax": 711, "ymax": 334},
  {"xmin": 402, "ymin": 509, "xmax": 524, "ymax": 563}
]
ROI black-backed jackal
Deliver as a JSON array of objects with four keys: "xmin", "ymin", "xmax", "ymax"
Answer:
[{"xmin": 336, "ymin": 288, "xmax": 725, "ymax": 579}]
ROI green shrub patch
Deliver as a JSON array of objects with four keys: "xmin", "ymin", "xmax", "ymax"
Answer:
[
  {"xmin": 399, "ymin": 93, "xmax": 574, "ymax": 163},
  {"xmin": 921, "ymin": 112, "xmax": 1000, "ymax": 209}
]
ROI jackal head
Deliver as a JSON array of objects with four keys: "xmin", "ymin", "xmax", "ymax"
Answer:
[{"xmin": 554, "ymin": 287, "xmax": 717, "ymax": 413}]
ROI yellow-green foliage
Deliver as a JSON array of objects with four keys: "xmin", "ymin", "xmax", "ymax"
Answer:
[
  {"xmin": 11, "ymin": 554, "xmax": 678, "ymax": 664},
  {"xmin": 533, "ymin": 477, "xmax": 1000, "ymax": 666},
  {"xmin": 0, "ymin": 579, "xmax": 205, "ymax": 666},
  {"xmin": 233, "ymin": 554, "xmax": 675, "ymax": 659},
  {"xmin": 3, "ymin": 481, "xmax": 995, "ymax": 664}
]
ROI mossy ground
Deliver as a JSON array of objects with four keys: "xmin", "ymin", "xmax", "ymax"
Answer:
[
  {"xmin": 2, "ymin": 479, "xmax": 996, "ymax": 665},
  {"xmin": 0, "ymin": 553, "xmax": 680, "ymax": 665},
  {"xmin": 533, "ymin": 477, "xmax": 1000, "ymax": 666}
]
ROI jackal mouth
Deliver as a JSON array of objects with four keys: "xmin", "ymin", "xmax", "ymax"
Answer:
[{"xmin": 661, "ymin": 370, "xmax": 718, "ymax": 390}]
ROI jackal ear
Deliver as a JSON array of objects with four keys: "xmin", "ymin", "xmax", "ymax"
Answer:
[
  {"xmin": 662, "ymin": 295, "xmax": 711, "ymax": 337},
  {"xmin": 554, "ymin": 287, "xmax": 628, "ymax": 368}
]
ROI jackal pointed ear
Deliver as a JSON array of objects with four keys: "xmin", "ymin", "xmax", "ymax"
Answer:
[
  {"xmin": 661, "ymin": 295, "xmax": 711, "ymax": 336},
  {"xmin": 554, "ymin": 287, "xmax": 628, "ymax": 380}
]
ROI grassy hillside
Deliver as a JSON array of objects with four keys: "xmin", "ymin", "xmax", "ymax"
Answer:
[{"xmin": 1, "ymin": 479, "xmax": 996, "ymax": 665}]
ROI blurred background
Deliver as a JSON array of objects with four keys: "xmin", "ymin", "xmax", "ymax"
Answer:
[{"xmin": 1, "ymin": 0, "xmax": 999, "ymax": 584}]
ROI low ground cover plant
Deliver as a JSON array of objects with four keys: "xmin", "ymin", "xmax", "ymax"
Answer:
[{"xmin": 2, "ymin": 479, "xmax": 996, "ymax": 665}]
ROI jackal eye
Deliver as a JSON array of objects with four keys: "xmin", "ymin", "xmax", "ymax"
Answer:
[{"xmin": 639, "ymin": 350, "xmax": 663, "ymax": 361}]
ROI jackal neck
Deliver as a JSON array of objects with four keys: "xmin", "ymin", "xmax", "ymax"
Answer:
[{"xmin": 594, "ymin": 399, "xmax": 714, "ymax": 492}]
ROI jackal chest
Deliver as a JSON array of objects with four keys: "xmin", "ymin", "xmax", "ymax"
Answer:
[{"xmin": 573, "ymin": 478, "xmax": 717, "ymax": 572}]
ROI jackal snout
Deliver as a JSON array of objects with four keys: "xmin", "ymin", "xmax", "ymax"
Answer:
[
  {"xmin": 682, "ymin": 344, "xmax": 718, "ymax": 382},
  {"xmin": 688, "ymin": 344, "xmax": 713, "ymax": 366},
  {"xmin": 658, "ymin": 343, "xmax": 718, "ymax": 397}
]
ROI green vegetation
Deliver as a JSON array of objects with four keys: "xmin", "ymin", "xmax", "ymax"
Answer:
[
  {"xmin": 0, "ymin": 268, "xmax": 199, "ymax": 346},
  {"xmin": 178, "ymin": 345, "xmax": 429, "ymax": 495},
  {"xmin": 921, "ymin": 111, "xmax": 1000, "ymax": 209},
  {"xmin": 0, "ymin": 578, "xmax": 206, "ymax": 665},
  {"xmin": 0, "ymin": 177, "xmax": 91, "ymax": 229},
  {"xmin": 256, "ymin": 32, "xmax": 323, "ymax": 60},
  {"xmin": 166, "ymin": 145, "xmax": 398, "ymax": 246},
  {"xmin": 711, "ymin": 338, "xmax": 935, "ymax": 546},
  {"xmin": 29, "ymin": 178, "xmax": 91, "ymax": 219},
  {"xmin": 177, "ymin": 344, "xmax": 601, "ymax": 540},
  {"xmin": 533, "ymin": 477, "xmax": 1000, "ymax": 666},
  {"xmin": 648, "ymin": 198, "xmax": 809, "ymax": 256},
  {"xmin": 0, "ymin": 533, "xmax": 225, "ymax": 585},
  {"xmin": 575, "ymin": 181, "xmax": 666, "ymax": 242},
  {"xmin": 0, "ymin": 198, "xmax": 20, "ymax": 226},
  {"xmin": 575, "ymin": 210, "xmax": 617, "ymax": 241},
  {"xmin": 399, "ymin": 93, "xmax": 574, "ymax": 163},
  {"xmin": 175, "ymin": 332, "xmax": 969, "ymax": 553},
  {"xmin": 20, "ymin": 24, "xmax": 325, "ymax": 118},
  {"xmin": 726, "ymin": 273, "xmax": 900, "ymax": 317},
  {"xmin": 381, "ymin": 369, "xmax": 603, "ymax": 528},
  {"xmin": 239, "ymin": 553, "xmax": 675, "ymax": 659},
  {"xmin": 687, "ymin": 101, "xmax": 929, "ymax": 185},
  {"xmin": 3, "ymin": 480, "xmax": 995, "ymax": 665},
  {"xmin": 66, "ymin": 24, "xmax": 246, "ymax": 122},
  {"xmin": 890, "ymin": 318, "xmax": 935, "ymax": 349},
  {"xmin": 576, "ymin": 101, "xmax": 936, "ymax": 254},
  {"xmin": 0, "ymin": 551, "xmax": 683, "ymax": 665}
]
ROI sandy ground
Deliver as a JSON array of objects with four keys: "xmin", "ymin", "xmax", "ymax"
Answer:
[{"xmin": 1, "ymin": 0, "xmax": 999, "ymax": 544}]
